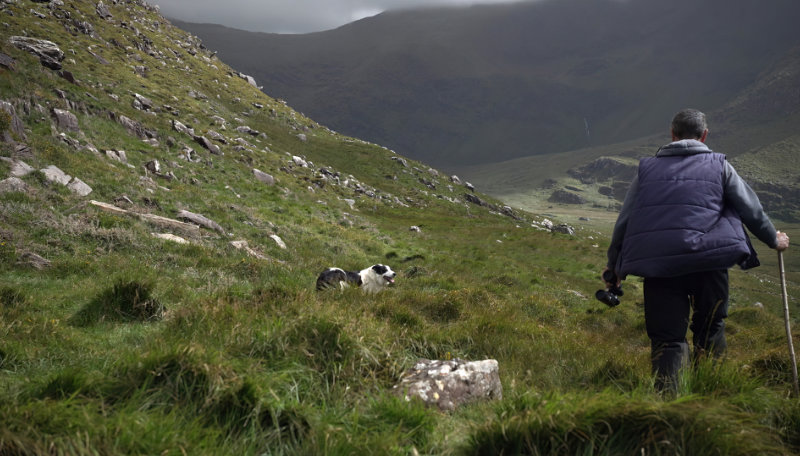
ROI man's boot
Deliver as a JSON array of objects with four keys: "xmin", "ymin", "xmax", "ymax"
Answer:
[{"xmin": 652, "ymin": 340, "xmax": 689, "ymax": 395}]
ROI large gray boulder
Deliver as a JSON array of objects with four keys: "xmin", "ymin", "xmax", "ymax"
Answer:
[
  {"xmin": 9, "ymin": 36, "xmax": 64, "ymax": 70},
  {"xmin": 393, "ymin": 359, "xmax": 502, "ymax": 411}
]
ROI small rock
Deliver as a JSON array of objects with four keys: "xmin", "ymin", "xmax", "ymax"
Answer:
[
  {"xmin": 172, "ymin": 119, "xmax": 194, "ymax": 137},
  {"xmin": 0, "ymin": 177, "xmax": 27, "ymax": 193},
  {"xmin": 552, "ymin": 224, "xmax": 575, "ymax": 235},
  {"xmin": 176, "ymin": 210, "xmax": 226, "ymax": 234},
  {"xmin": 18, "ymin": 251, "xmax": 51, "ymax": 270},
  {"xmin": 291, "ymin": 156, "xmax": 308, "ymax": 167},
  {"xmin": 0, "ymin": 52, "xmax": 15, "ymax": 71},
  {"xmin": 51, "ymin": 108, "xmax": 80, "ymax": 132},
  {"xmin": 143, "ymin": 159, "xmax": 161, "ymax": 174},
  {"xmin": 133, "ymin": 93, "xmax": 153, "ymax": 111},
  {"xmin": 10, "ymin": 160, "xmax": 34, "ymax": 177},
  {"xmin": 253, "ymin": 168, "xmax": 274, "ymax": 185},
  {"xmin": 269, "ymin": 234, "xmax": 286, "ymax": 249},
  {"xmin": 40, "ymin": 165, "xmax": 71, "ymax": 185},
  {"xmin": 96, "ymin": 1, "xmax": 112, "ymax": 19},
  {"xmin": 152, "ymin": 233, "xmax": 189, "ymax": 244},
  {"xmin": 238, "ymin": 72, "xmax": 257, "ymax": 87},
  {"xmin": 194, "ymin": 135, "xmax": 221, "ymax": 154},
  {"xmin": 105, "ymin": 150, "xmax": 128, "ymax": 164},
  {"xmin": 67, "ymin": 177, "xmax": 92, "ymax": 196}
]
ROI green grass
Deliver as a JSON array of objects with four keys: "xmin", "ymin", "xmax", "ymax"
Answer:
[{"xmin": 0, "ymin": 1, "xmax": 799, "ymax": 454}]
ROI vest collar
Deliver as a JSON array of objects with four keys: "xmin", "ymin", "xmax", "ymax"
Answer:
[{"xmin": 656, "ymin": 139, "xmax": 713, "ymax": 157}]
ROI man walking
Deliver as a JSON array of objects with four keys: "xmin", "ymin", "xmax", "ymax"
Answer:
[{"xmin": 605, "ymin": 108, "xmax": 790, "ymax": 393}]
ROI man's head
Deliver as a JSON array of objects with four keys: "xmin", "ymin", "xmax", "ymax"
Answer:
[{"xmin": 671, "ymin": 109, "xmax": 708, "ymax": 142}]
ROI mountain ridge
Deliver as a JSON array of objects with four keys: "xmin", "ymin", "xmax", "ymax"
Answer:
[{"xmin": 173, "ymin": 0, "xmax": 800, "ymax": 170}]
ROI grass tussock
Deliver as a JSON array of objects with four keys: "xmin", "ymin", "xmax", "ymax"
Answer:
[
  {"xmin": 463, "ymin": 390, "xmax": 789, "ymax": 456},
  {"xmin": 70, "ymin": 280, "xmax": 164, "ymax": 325}
]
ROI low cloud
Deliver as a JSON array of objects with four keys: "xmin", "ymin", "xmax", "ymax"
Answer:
[{"xmin": 156, "ymin": 0, "xmax": 529, "ymax": 33}]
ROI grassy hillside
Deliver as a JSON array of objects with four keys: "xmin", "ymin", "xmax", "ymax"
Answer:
[{"xmin": 1, "ymin": 1, "xmax": 799, "ymax": 455}]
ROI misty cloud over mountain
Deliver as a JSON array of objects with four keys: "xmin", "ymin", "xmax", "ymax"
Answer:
[{"xmin": 158, "ymin": 0, "xmax": 527, "ymax": 33}]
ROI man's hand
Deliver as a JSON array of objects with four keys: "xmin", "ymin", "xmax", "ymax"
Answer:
[
  {"xmin": 601, "ymin": 267, "xmax": 621, "ymax": 287},
  {"xmin": 776, "ymin": 231, "xmax": 790, "ymax": 251}
]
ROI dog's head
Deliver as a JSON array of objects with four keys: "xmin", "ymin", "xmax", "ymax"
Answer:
[
  {"xmin": 360, "ymin": 264, "xmax": 396, "ymax": 293},
  {"xmin": 371, "ymin": 264, "xmax": 396, "ymax": 286}
]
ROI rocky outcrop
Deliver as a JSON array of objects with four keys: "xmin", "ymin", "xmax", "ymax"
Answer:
[
  {"xmin": 568, "ymin": 156, "xmax": 638, "ymax": 184},
  {"xmin": 40, "ymin": 165, "xmax": 92, "ymax": 196},
  {"xmin": 548, "ymin": 189, "xmax": 586, "ymax": 205},
  {"xmin": 269, "ymin": 234, "xmax": 286, "ymax": 249},
  {"xmin": 0, "ymin": 52, "xmax": 15, "ymax": 71},
  {"xmin": 393, "ymin": 359, "xmax": 502, "ymax": 411},
  {"xmin": 1, "ymin": 100, "xmax": 26, "ymax": 141},
  {"xmin": 464, "ymin": 193, "xmax": 522, "ymax": 221}
]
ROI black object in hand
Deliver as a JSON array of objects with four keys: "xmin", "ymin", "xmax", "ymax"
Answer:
[{"xmin": 595, "ymin": 270, "xmax": 623, "ymax": 307}]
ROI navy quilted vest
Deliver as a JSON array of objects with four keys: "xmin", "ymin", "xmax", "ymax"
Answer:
[{"xmin": 617, "ymin": 152, "xmax": 751, "ymax": 278}]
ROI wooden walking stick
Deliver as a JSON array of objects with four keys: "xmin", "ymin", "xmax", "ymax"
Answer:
[{"xmin": 778, "ymin": 250, "xmax": 800, "ymax": 397}]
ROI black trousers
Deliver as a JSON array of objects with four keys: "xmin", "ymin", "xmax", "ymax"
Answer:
[{"xmin": 643, "ymin": 269, "xmax": 729, "ymax": 391}]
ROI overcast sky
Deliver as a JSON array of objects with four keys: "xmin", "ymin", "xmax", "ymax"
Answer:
[{"xmin": 154, "ymin": 0, "xmax": 529, "ymax": 34}]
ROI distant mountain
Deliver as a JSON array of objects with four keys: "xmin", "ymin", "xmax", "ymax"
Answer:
[
  {"xmin": 173, "ymin": 0, "xmax": 800, "ymax": 170},
  {"xmin": 451, "ymin": 44, "xmax": 800, "ymax": 221}
]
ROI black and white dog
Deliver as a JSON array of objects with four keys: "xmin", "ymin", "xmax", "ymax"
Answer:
[{"xmin": 316, "ymin": 264, "xmax": 396, "ymax": 294}]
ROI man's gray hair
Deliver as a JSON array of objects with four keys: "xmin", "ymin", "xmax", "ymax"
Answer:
[{"xmin": 671, "ymin": 109, "xmax": 707, "ymax": 140}]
